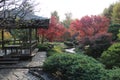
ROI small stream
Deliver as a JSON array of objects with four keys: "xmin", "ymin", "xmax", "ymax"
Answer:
[{"xmin": 65, "ymin": 48, "xmax": 75, "ymax": 53}]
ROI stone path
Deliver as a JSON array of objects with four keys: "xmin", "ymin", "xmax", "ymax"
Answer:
[
  {"xmin": 16, "ymin": 52, "xmax": 47, "ymax": 68},
  {"xmin": 0, "ymin": 52, "xmax": 47, "ymax": 80}
]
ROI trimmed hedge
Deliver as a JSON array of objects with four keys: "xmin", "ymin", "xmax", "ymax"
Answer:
[
  {"xmin": 37, "ymin": 43, "xmax": 54, "ymax": 51},
  {"xmin": 101, "ymin": 43, "xmax": 120, "ymax": 68},
  {"xmin": 107, "ymin": 68, "xmax": 120, "ymax": 80},
  {"xmin": 43, "ymin": 53, "xmax": 106, "ymax": 80}
]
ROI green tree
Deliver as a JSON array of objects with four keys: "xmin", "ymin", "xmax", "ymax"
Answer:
[
  {"xmin": 112, "ymin": 2, "xmax": 120, "ymax": 24},
  {"xmin": 117, "ymin": 29, "xmax": 120, "ymax": 40},
  {"xmin": 108, "ymin": 24, "xmax": 120, "ymax": 41},
  {"xmin": 102, "ymin": 4, "xmax": 114, "ymax": 21},
  {"xmin": 62, "ymin": 12, "xmax": 72, "ymax": 28},
  {"xmin": 51, "ymin": 11, "xmax": 59, "ymax": 21},
  {"xmin": 101, "ymin": 43, "xmax": 120, "ymax": 69}
]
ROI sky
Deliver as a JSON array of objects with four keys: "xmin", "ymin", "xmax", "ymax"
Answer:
[{"xmin": 34, "ymin": 0, "xmax": 119, "ymax": 21}]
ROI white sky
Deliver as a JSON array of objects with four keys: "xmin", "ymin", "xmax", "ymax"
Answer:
[{"xmin": 34, "ymin": 0, "xmax": 119, "ymax": 21}]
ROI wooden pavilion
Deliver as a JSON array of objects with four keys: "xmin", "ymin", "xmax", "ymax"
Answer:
[{"xmin": 0, "ymin": 17, "xmax": 49, "ymax": 60}]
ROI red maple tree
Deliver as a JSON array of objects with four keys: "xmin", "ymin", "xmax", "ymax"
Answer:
[
  {"xmin": 69, "ymin": 15, "xmax": 110, "ymax": 40},
  {"xmin": 38, "ymin": 16, "xmax": 66, "ymax": 43}
]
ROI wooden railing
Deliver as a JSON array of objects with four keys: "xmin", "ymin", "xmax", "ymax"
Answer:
[{"xmin": 1, "ymin": 40, "xmax": 38, "ymax": 56}]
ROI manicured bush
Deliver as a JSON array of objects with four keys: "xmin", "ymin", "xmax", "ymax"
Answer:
[
  {"xmin": 43, "ymin": 53, "xmax": 106, "ymax": 80},
  {"xmin": 47, "ymin": 50, "xmax": 58, "ymax": 57},
  {"xmin": 37, "ymin": 43, "xmax": 53, "ymax": 51},
  {"xmin": 101, "ymin": 43, "xmax": 120, "ymax": 68},
  {"xmin": 106, "ymin": 68, "xmax": 120, "ymax": 80}
]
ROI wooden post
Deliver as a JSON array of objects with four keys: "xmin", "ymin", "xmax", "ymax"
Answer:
[
  {"xmin": 1, "ymin": 29, "xmax": 4, "ymax": 48},
  {"xmin": 2, "ymin": 0, "xmax": 5, "ymax": 55},
  {"xmin": 1, "ymin": 29, "xmax": 5, "ymax": 55},
  {"xmin": 29, "ymin": 28, "xmax": 32, "ymax": 55},
  {"xmin": 35, "ymin": 28, "xmax": 38, "ymax": 43}
]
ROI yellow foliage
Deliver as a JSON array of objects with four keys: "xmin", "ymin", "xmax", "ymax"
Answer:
[
  {"xmin": 0, "ymin": 30, "xmax": 12, "ymax": 40},
  {"xmin": 53, "ymin": 46, "xmax": 63, "ymax": 53}
]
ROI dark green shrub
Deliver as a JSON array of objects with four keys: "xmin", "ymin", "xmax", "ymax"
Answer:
[
  {"xmin": 106, "ymin": 68, "xmax": 120, "ymax": 80},
  {"xmin": 47, "ymin": 50, "xmax": 58, "ymax": 57},
  {"xmin": 108, "ymin": 24, "xmax": 120, "ymax": 41},
  {"xmin": 101, "ymin": 43, "xmax": 120, "ymax": 69},
  {"xmin": 117, "ymin": 30, "xmax": 120, "ymax": 40},
  {"xmin": 64, "ymin": 41, "xmax": 74, "ymax": 48},
  {"xmin": 43, "ymin": 53, "xmax": 106, "ymax": 80},
  {"xmin": 37, "ymin": 43, "xmax": 54, "ymax": 51}
]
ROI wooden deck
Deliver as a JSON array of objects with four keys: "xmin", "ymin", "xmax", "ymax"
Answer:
[{"xmin": 0, "ymin": 48, "xmax": 38, "ymax": 65}]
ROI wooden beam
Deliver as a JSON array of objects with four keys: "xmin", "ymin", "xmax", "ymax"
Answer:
[
  {"xmin": 35, "ymin": 28, "xmax": 38, "ymax": 42},
  {"xmin": 1, "ymin": 29, "xmax": 4, "ymax": 50},
  {"xmin": 29, "ymin": 28, "xmax": 32, "ymax": 55}
]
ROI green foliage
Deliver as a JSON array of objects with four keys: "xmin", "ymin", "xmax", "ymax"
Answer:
[
  {"xmin": 11, "ymin": 29, "xmax": 29, "ymax": 41},
  {"xmin": 51, "ymin": 11, "xmax": 59, "ymax": 21},
  {"xmin": 45, "ymin": 42, "xmax": 65, "ymax": 56},
  {"xmin": 102, "ymin": 4, "xmax": 114, "ymax": 20},
  {"xmin": 37, "ymin": 43, "xmax": 53, "ymax": 51},
  {"xmin": 106, "ymin": 68, "xmax": 120, "ymax": 80},
  {"xmin": 108, "ymin": 24, "xmax": 120, "ymax": 41},
  {"xmin": 64, "ymin": 41, "xmax": 74, "ymax": 48},
  {"xmin": 101, "ymin": 43, "xmax": 120, "ymax": 69},
  {"xmin": 112, "ymin": 1, "xmax": 120, "ymax": 23},
  {"xmin": 62, "ymin": 13, "xmax": 72, "ymax": 28},
  {"xmin": 117, "ymin": 30, "xmax": 120, "ymax": 40},
  {"xmin": 53, "ymin": 46, "xmax": 64, "ymax": 53},
  {"xmin": 47, "ymin": 44, "xmax": 64, "ymax": 57},
  {"xmin": 43, "ymin": 53, "xmax": 106, "ymax": 80},
  {"xmin": 75, "ymin": 46, "xmax": 84, "ymax": 54},
  {"xmin": 47, "ymin": 50, "xmax": 58, "ymax": 57}
]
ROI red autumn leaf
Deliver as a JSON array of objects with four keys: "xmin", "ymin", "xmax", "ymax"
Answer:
[
  {"xmin": 68, "ymin": 15, "xmax": 110, "ymax": 40},
  {"xmin": 38, "ymin": 16, "xmax": 66, "ymax": 42}
]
